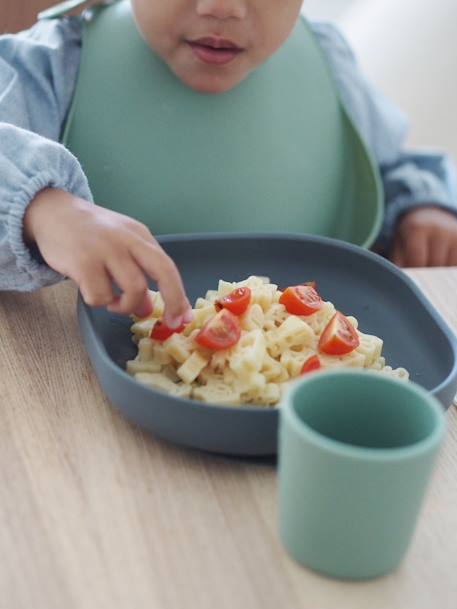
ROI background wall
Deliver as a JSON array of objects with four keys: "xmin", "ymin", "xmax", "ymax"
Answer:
[
  {"xmin": 304, "ymin": 0, "xmax": 457, "ymax": 164},
  {"xmin": 340, "ymin": 0, "xmax": 457, "ymax": 163},
  {"xmin": 0, "ymin": 0, "xmax": 102, "ymax": 33},
  {"xmin": 0, "ymin": 0, "xmax": 53, "ymax": 33}
]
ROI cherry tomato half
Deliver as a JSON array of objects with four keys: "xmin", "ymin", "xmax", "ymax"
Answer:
[
  {"xmin": 150, "ymin": 320, "xmax": 186, "ymax": 342},
  {"xmin": 301, "ymin": 354, "xmax": 321, "ymax": 374},
  {"xmin": 318, "ymin": 312, "xmax": 360, "ymax": 355},
  {"xmin": 195, "ymin": 309, "xmax": 241, "ymax": 351},
  {"xmin": 215, "ymin": 287, "xmax": 251, "ymax": 316},
  {"xmin": 279, "ymin": 285, "xmax": 323, "ymax": 316}
]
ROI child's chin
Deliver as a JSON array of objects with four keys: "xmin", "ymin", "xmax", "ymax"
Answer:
[{"xmin": 181, "ymin": 73, "xmax": 246, "ymax": 95}]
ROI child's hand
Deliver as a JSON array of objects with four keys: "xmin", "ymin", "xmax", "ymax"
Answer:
[
  {"xmin": 391, "ymin": 207, "xmax": 457, "ymax": 267},
  {"xmin": 23, "ymin": 188, "xmax": 192, "ymax": 324}
]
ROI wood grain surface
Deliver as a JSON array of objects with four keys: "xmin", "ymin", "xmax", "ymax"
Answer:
[{"xmin": 1, "ymin": 269, "xmax": 456, "ymax": 609}]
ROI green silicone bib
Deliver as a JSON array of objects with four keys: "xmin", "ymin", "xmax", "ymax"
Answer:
[{"xmin": 60, "ymin": 0, "xmax": 383, "ymax": 246}]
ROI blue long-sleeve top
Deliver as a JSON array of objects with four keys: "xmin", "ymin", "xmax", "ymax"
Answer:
[{"xmin": 0, "ymin": 16, "xmax": 456, "ymax": 291}]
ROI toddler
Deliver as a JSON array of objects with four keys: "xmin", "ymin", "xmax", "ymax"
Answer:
[{"xmin": 0, "ymin": 0, "xmax": 456, "ymax": 328}]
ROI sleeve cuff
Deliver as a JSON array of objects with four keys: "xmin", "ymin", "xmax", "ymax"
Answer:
[{"xmin": 6, "ymin": 168, "xmax": 92, "ymax": 291}]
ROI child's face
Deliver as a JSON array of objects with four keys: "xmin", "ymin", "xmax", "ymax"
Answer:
[{"xmin": 130, "ymin": 0, "xmax": 303, "ymax": 94}]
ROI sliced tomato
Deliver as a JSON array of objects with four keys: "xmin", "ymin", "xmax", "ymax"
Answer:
[
  {"xmin": 195, "ymin": 309, "xmax": 241, "ymax": 351},
  {"xmin": 279, "ymin": 285, "xmax": 323, "ymax": 316},
  {"xmin": 215, "ymin": 287, "xmax": 251, "ymax": 316},
  {"xmin": 301, "ymin": 355, "xmax": 321, "ymax": 374},
  {"xmin": 150, "ymin": 320, "xmax": 186, "ymax": 342},
  {"xmin": 318, "ymin": 312, "xmax": 360, "ymax": 355}
]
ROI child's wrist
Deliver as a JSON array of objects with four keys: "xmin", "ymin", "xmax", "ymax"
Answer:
[
  {"xmin": 24, "ymin": 188, "xmax": 53, "ymax": 245},
  {"xmin": 23, "ymin": 188, "xmax": 84, "ymax": 245}
]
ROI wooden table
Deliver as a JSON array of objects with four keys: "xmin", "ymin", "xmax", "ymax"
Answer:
[{"xmin": 1, "ymin": 269, "xmax": 456, "ymax": 609}]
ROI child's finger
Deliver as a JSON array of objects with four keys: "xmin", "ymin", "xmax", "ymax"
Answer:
[
  {"xmin": 79, "ymin": 264, "xmax": 115, "ymax": 307},
  {"xmin": 136, "ymin": 292, "xmax": 155, "ymax": 317},
  {"xmin": 131, "ymin": 240, "xmax": 191, "ymax": 327},
  {"xmin": 105, "ymin": 256, "xmax": 149, "ymax": 315},
  {"xmin": 403, "ymin": 233, "xmax": 428, "ymax": 267},
  {"xmin": 447, "ymin": 244, "xmax": 457, "ymax": 266},
  {"xmin": 429, "ymin": 235, "xmax": 450, "ymax": 267},
  {"xmin": 108, "ymin": 291, "xmax": 154, "ymax": 318},
  {"xmin": 390, "ymin": 239, "xmax": 405, "ymax": 267}
]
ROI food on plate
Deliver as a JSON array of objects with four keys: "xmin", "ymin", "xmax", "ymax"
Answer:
[
  {"xmin": 126, "ymin": 276, "xmax": 409, "ymax": 407},
  {"xmin": 215, "ymin": 286, "xmax": 251, "ymax": 315},
  {"xmin": 318, "ymin": 311, "xmax": 360, "ymax": 355},
  {"xmin": 279, "ymin": 284, "xmax": 322, "ymax": 315}
]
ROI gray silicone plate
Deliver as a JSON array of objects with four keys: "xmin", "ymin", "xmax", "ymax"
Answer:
[{"xmin": 78, "ymin": 233, "xmax": 457, "ymax": 456}]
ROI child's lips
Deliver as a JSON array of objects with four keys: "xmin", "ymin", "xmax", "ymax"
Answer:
[{"xmin": 187, "ymin": 37, "xmax": 244, "ymax": 66}]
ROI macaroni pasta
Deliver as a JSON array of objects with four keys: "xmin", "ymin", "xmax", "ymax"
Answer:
[{"xmin": 126, "ymin": 276, "xmax": 409, "ymax": 407}]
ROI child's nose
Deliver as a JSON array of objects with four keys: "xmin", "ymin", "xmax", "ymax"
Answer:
[{"xmin": 196, "ymin": 0, "xmax": 247, "ymax": 20}]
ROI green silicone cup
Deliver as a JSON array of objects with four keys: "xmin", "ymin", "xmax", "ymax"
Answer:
[{"xmin": 278, "ymin": 370, "xmax": 445, "ymax": 580}]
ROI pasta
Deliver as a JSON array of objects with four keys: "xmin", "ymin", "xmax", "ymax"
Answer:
[{"xmin": 126, "ymin": 276, "xmax": 409, "ymax": 407}]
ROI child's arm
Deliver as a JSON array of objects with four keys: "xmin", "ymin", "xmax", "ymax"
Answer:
[
  {"xmin": 312, "ymin": 22, "xmax": 457, "ymax": 266},
  {"xmin": 0, "ymin": 18, "xmax": 190, "ymax": 321}
]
